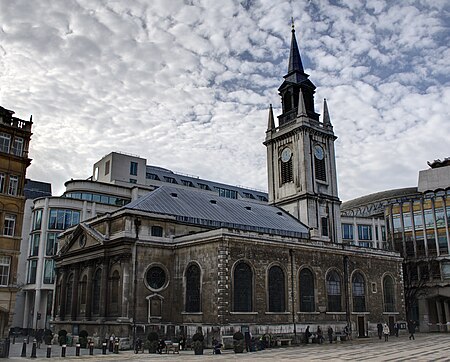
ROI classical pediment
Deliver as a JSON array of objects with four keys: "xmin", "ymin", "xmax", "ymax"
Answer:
[{"xmin": 59, "ymin": 223, "xmax": 105, "ymax": 256}]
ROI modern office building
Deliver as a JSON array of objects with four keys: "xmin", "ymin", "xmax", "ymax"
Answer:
[
  {"xmin": 341, "ymin": 159, "xmax": 450, "ymax": 332},
  {"xmin": 0, "ymin": 106, "xmax": 32, "ymax": 338}
]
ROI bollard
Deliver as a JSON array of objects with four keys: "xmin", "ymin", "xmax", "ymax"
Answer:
[
  {"xmin": 109, "ymin": 338, "xmax": 113, "ymax": 352},
  {"xmin": 102, "ymin": 341, "xmax": 107, "ymax": 355},
  {"xmin": 76, "ymin": 343, "xmax": 81, "ymax": 356},
  {"xmin": 89, "ymin": 341, "xmax": 94, "ymax": 355},
  {"xmin": 21, "ymin": 339, "xmax": 27, "ymax": 357},
  {"xmin": 12, "ymin": 335, "xmax": 15, "ymax": 344},
  {"xmin": 27, "ymin": 335, "xmax": 30, "ymax": 344},
  {"xmin": 30, "ymin": 339, "xmax": 37, "ymax": 358},
  {"xmin": 61, "ymin": 344, "xmax": 66, "ymax": 357},
  {"xmin": 46, "ymin": 345, "xmax": 51, "ymax": 358}
]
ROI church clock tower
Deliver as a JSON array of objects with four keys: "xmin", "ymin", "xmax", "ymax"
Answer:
[{"xmin": 264, "ymin": 23, "xmax": 342, "ymax": 243}]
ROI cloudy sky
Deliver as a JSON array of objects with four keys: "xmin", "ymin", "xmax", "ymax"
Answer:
[{"xmin": 1, "ymin": 0, "xmax": 448, "ymax": 201}]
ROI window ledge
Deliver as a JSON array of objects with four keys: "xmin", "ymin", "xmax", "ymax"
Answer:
[
  {"xmin": 265, "ymin": 312, "xmax": 291, "ymax": 315},
  {"xmin": 351, "ymin": 312, "xmax": 370, "ymax": 315},
  {"xmin": 230, "ymin": 312, "xmax": 258, "ymax": 315},
  {"xmin": 298, "ymin": 312, "xmax": 321, "ymax": 315},
  {"xmin": 181, "ymin": 312, "xmax": 203, "ymax": 315},
  {"xmin": 325, "ymin": 312, "xmax": 346, "ymax": 315},
  {"xmin": 382, "ymin": 312, "xmax": 399, "ymax": 315}
]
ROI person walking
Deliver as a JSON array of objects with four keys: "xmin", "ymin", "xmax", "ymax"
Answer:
[
  {"xmin": 304, "ymin": 326, "xmax": 311, "ymax": 344},
  {"xmin": 408, "ymin": 320, "xmax": 416, "ymax": 340},
  {"xmin": 383, "ymin": 323, "xmax": 390, "ymax": 341},
  {"xmin": 327, "ymin": 326, "xmax": 333, "ymax": 344},
  {"xmin": 317, "ymin": 326, "xmax": 324, "ymax": 344},
  {"xmin": 377, "ymin": 323, "xmax": 383, "ymax": 340}
]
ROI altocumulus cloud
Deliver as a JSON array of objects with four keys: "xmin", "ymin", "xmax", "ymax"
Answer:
[{"xmin": 0, "ymin": 0, "xmax": 448, "ymax": 201}]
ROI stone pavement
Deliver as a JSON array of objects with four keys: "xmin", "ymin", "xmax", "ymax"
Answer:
[{"xmin": 5, "ymin": 333, "xmax": 450, "ymax": 361}]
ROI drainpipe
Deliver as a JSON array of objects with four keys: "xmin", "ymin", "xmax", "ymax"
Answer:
[{"xmin": 289, "ymin": 249, "xmax": 297, "ymax": 342}]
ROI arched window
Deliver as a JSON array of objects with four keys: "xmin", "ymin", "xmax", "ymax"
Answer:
[
  {"xmin": 268, "ymin": 266, "xmax": 285, "ymax": 312},
  {"xmin": 352, "ymin": 272, "xmax": 366, "ymax": 312},
  {"xmin": 326, "ymin": 270, "xmax": 342, "ymax": 312},
  {"xmin": 233, "ymin": 262, "xmax": 252, "ymax": 312},
  {"xmin": 283, "ymin": 91, "xmax": 292, "ymax": 112},
  {"xmin": 383, "ymin": 275, "xmax": 396, "ymax": 312},
  {"xmin": 65, "ymin": 274, "xmax": 73, "ymax": 316},
  {"xmin": 185, "ymin": 264, "xmax": 201, "ymax": 313},
  {"xmin": 111, "ymin": 270, "xmax": 120, "ymax": 304},
  {"xmin": 92, "ymin": 269, "xmax": 101, "ymax": 315},
  {"xmin": 80, "ymin": 275, "xmax": 87, "ymax": 305},
  {"xmin": 299, "ymin": 268, "xmax": 315, "ymax": 312}
]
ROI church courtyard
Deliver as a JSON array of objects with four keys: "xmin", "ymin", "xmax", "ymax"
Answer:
[{"xmin": 6, "ymin": 333, "xmax": 450, "ymax": 361}]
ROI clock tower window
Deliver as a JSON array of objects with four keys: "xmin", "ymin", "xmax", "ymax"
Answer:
[
  {"xmin": 281, "ymin": 158, "xmax": 293, "ymax": 184},
  {"xmin": 315, "ymin": 156, "xmax": 326, "ymax": 182}
]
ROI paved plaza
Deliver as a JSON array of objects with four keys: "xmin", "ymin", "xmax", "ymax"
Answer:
[{"xmin": 5, "ymin": 333, "xmax": 450, "ymax": 361}]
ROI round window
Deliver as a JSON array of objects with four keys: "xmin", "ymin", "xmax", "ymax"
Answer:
[{"xmin": 146, "ymin": 266, "xmax": 166, "ymax": 290}]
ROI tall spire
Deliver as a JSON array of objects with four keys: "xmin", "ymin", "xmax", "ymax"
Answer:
[
  {"xmin": 288, "ymin": 18, "xmax": 304, "ymax": 74},
  {"xmin": 322, "ymin": 98, "xmax": 332, "ymax": 126},
  {"xmin": 267, "ymin": 104, "xmax": 275, "ymax": 130}
]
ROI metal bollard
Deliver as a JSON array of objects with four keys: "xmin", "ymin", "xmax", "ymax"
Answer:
[
  {"xmin": 21, "ymin": 339, "xmax": 27, "ymax": 357},
  {"xmin": 89, "ymin": 341, "xmax": 94, "ymax": 355},
  {"xmin": 109, "ymin": 338, "xmax": 113, "ymax": 352},
  {"xmin": 61, "ymin": 344, "xmax": 66, "ymax": 357},
  {"xmin": 12, "ymin": 335, "xmax": 15, "ymax": 344},
  {"xmin": 102, "ymin": 341, "xmax": 107, "ymax": 355},
  {"xmin": 46, "ymin": 345, "xmax": 51, "ymax": 358},
  {"xmin": 30, "ymin": 339, "xmax": 37, "ymax": 358},
  {"xmin": 76, "ymin": 343, "xmax": 81, "ymax": 356}
]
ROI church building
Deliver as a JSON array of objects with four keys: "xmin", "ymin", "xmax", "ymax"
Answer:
[{"xmin": 53, "ymin": 26, "xmax": 405, "ymax": 344}]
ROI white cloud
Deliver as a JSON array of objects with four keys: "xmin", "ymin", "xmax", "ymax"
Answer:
[{"xmin": 0, "ymin": 0, "xmax": 448, "ymax": 202}]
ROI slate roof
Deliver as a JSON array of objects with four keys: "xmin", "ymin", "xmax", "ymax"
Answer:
[{"xmin": 123, "ymin": 186, "xmax": 309, "ymax": 238}]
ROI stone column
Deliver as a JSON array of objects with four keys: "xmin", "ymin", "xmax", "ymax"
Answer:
[
  {"xmin": 121, "ymin": 259, "xmax": 130, "ymax": 318},
  {"xmin": 59, "ymin": 269, "xmax": 67, "ymax": 320},
  {"xmin": 436, "ymin": 300, "xmax": 444, "ymax": 332},
  {"xmin": 418, "ymin": 297, "xmax": 429, "ymax": 332},
  {"xmin": 217, "ymin": 239, "xmax": 230, "ymax": 325},
  {"xmin": 71, "ymin": 266, "xmax": 80, "ymax": 321},
  {"xmin": 99, "ymin": 258, "xmax": 109, "ymax": 319},
  {"xmin": 444, "ymin": 301, "xmax": 450, "ymax": 332}
]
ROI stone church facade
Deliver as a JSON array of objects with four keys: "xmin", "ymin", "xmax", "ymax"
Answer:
[{"xmin": 53, "ymin": 26, "xmax": 405, "ymax": 343}]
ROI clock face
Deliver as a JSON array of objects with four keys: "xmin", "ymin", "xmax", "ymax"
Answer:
[
  {"xmin": 314, "ymin": 145, "xmax": 324, "ymax": 160},
  {"xmin": 281, "ymin": 147, "xmax": 292, "ymax": 163}
]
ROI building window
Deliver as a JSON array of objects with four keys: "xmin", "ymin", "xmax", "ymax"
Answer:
[
  {"xmin": 105, "ymin": 160, "xmax": 110, "ymax": 175},
  {"xmin": 27, "ymin": 259, "xmax": 38, "ymax": 284},
  {"xmin": 129, "ymin": 179, "xmax": 137, "ymax": 184},
  {"xmin": 0, "ymin": 132, "xmax": 11, "ymax": 153},
  {"xmin": 314, "ymin": 158, "xmax": 326, "ymax": 182},
  {"xmin": 92, "ymin": 269, "xmax": 101, "ymax": 314},
  {"xmin": 243, "ymin": 192, "xmax": 255, "ymax": 199},
  {"xmin": 110, "ymin": 270, "xmax": 120, "ymax": 304},
  {"xmin": 0, "ymin": 256, "xmax": 11, "ymax": 286},
  {"xmin": 299, "ymin": 268, "xmax": 315, "ymax": 312},
  {"xmin": 151, "ymin": 226, "xmax": 163, "ymax": 237},
  {"xmin": 130, "ymin": 161, "xmax": 138, "ymax": 176},
  {"xmin": 43, "ymin": 259, "xmax": 55, "ymax": 284},
  {"xmin": 197, "ymin": 183, "xmax": 210, "ymax": 190},
  {"xmin": 342, "ymin": 224, "xmax": 353, "ymax": 240},
  {"xmin": 8, "ymin": 175, "xmax": 19, "ymax": 195},
  {"xmin": 383, "ymin": 275, "xmax": 396, "ymax": 312},
  {"xmin": 146, "ymin": 173, "xmax": 160, "ymax": 180},
  {"xmin": 3, "ymin": 214, "xmax": 16, "ymax": 236},
  {"xmin": 233, "ymin": 262, "xmax": 253, "ymax": 312},
  {"xmin": 216, "ymin": 187, "xmax": 238, "ymax": 199},
  {"xmin": 257, "ymin": 195, "xmax": 268, "ymax": 202},
  {"xmin": 352, "ymin": 272, "xmax": 366, "ymax": 312},
  {"xmin": 32, "ymin": 209, "xmax": 43, "ymax": 231},
  {"xmin": 11, "ymin": 137, "xmax": 23, "ymax": 156},
  {"xmin": 65, "ymin": 274, "xmax": 74, "ymax": 316},
  {"xmin": 381, "ymin": 226, "xmax": 386, "ymax": 241},
  {"xmin": 93, "ymin": 166, "xmax": 99, "ymax": 181},
  {"xmin": 358, "ymin": 225, "xmax": 372, "ymax": 240},
  {"xmin": 181, "ymin": 180, "xmax": 194, "ymax": 187},
  {"xmin": 0, "ymin": 173, "xmax": 5, "ymax": 193},
  {"xmin": 163, "ymin": 176, "xmax": 177, "ymax": 184},
  {"xmin": 46, "ymin": 233, "xmax": 58, "ymax": 256},
  {"xmin": 321, "ymin": 217, "xmax": 329, "ymax": 237},
  {"xmin": 268, "ymin": 265, "xmax": 285, "ymax": 312},
  {"xmin": 281, "ymin": 158, "xmax": 293, "ymax": 184},
  {"xmin": 30, "ymin": 234, "xmax": 40, "ymax": 256},
  {"xmin": 326, "ymin": 270, "xmax": 342, "ymax": 312},
  {"xmin": 48, "ymin": 209, "xmax": 80, "ymax": 230},
  {"xmin": 146, "ymin": 266, "xmax": 166, "ymax": 290},
  {"xmin": 185, "ymin": 264, "xmax": 201, "ymax": 313}
]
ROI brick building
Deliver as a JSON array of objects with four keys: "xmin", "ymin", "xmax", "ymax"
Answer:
[{"xmin": 52, "ymin": 25, "xmax": 405, "ymax": 344}]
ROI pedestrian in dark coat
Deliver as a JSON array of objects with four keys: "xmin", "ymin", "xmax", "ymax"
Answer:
[
  {"xmin": 408, "ymin": 320, "xmax": 416, "ymax": 340},
  {"xmin": 327, "ymin": 326, "xmax": 333, "ymax": 344},
  {"xmin": 377, "ymin": 323, "xmax": 383, "ymax": 340},
  {"xmin": 317, "ymin": 326, "xmax": 324, "ymax": 344},
  {"xmin": 304, "ymin": 326, "xmax": 311, "ymax": 344}
]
